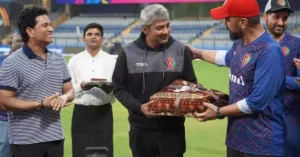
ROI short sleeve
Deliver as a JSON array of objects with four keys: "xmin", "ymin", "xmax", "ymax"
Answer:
[{"xmin": 0, "ymin": 58, "xmax": 19, "ymax": 92}]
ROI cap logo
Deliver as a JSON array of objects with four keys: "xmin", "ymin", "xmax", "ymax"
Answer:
[{"xmin": 277, "ymin": 0, "xmax": 286, "ymax": 6}]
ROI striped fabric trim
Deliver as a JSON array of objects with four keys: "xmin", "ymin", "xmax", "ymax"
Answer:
[
  {"xmin": 0, "ymin": 86, "xmax": 17, "ymax": 92},
  {"xmin": 63, "ymin": 78, "xmax": 72, "ymax": 83}
]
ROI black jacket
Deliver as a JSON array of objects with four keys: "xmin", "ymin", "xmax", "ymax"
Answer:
[{"xmin": 112, "ymin": 33, "xmax": 197, "ymax": 131}]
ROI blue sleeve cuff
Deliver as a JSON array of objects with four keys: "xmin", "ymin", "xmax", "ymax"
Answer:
[
  {"xmin": 237, "ymin": 98, "xmax": 253, "ymax": 114},
  {"xmin": 0, "ymin": 86, "xmax": 17, "ymax": 92},
  {"xmin": 63, "ymin": 78, "xmax": 72, "ymax": 84}
]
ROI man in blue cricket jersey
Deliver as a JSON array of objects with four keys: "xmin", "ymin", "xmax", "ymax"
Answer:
[
  {"xmin": 263, "ymin": 0, "xmax": 300, "ymax": 156},
  {"xmin": 187, "ymin": 0, "xmax": 286, "ymax": 156},
  {"xmin": 0, "ymin": 31, "xmax": 23, "ymax": 157}
]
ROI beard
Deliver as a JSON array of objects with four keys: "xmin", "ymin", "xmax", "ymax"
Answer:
[
  {"xmin": 227, "ymin": 27, "xmax": 243, "ymax": 41},
  {"xmin": 268, "ymin": 24, "xmax": 286, "ymax": 37},
  {"xmin": 266, "ymin": 18, "xmax": 287, "ymax": 37}
]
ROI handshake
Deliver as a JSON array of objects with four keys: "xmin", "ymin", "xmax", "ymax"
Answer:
[{"xmin": 38, "ymin": 93, "xmax": 70, "ymax": 111}]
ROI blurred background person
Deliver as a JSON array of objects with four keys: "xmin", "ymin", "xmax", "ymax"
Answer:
[{"xmin": 0, "ymin": 30, "xmax": 23, "ymax": 157}]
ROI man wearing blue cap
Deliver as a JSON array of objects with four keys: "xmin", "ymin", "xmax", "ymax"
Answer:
[{"xmin": 187, "ymin": 0, "xmax": 286, "ymax": 156}]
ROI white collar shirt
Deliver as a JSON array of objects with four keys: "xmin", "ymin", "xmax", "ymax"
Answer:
[{"xmin": 68, "ymin": 49, "xmax": 116, "ymax": 106}]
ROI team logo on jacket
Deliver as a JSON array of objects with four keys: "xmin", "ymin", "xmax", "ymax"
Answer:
[
  {"xmin": 277, "ymin": 0, "xmax": 286, "ymax": 6},
  {"xmin": 282, "ymin": 47, "xmax": 290, "ymax": 56},
  {"xmin": 241, "ymin": 53, "xmax": 251, "ymax": 66},
  {"xmin": 165, "ymin": 57, "xmax": 176, "ymax": 70}
]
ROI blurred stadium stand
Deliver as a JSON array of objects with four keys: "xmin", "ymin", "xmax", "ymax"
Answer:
[
  {"xmin": 50, "ymin": 11, "xmax": 300, "ymax": 52},
  {"xmin": 0, "ymin": 0, "xmax": 300, "ymax": 54},
  {"xmin": 52, "ymin": 14, "xmax": 137, "ymax": 47},
  {"xmin": 117, "ymin": 19, "xmax": 219, "ymax": 46}
]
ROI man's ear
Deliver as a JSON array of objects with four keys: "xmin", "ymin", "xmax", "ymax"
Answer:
[
  {"xmin": 142, "ymin": 25, "xmax": 150, "ymax": 35},
  {"xmin": 263, "ymin": 13, "xmax": 268, "ymax": 23},
  {"xmin": 26, "ymin": 27, "xmax": 34, "ymax": 38},
  {"xmin": 239, "ymin": 18, "xmax": 248, "ymax": 29},
  {"xmin": 82, "ymin": 37, "xmax": 86, "ymax": 44}
]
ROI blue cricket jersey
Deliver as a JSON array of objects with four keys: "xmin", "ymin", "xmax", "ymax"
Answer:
[
  {"xmin": 280, "ymin": 33, "xmax": 300, "ymax": 126},
  {"xmin": 225, "ymin": 32, "xmax": 286, "ymax": 156}
]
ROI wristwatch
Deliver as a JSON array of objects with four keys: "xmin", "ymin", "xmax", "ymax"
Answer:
[
  {"xmin": 216, "ymin": 107, "xmax": 225, "ymax": 119},
  {"xmin": 36, "ymin": 101, "xmax": 42, "ymax": 110}
]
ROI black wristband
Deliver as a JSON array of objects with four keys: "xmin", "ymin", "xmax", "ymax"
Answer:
[
  {"xmin": 216, "ymin": 107, "xmax": 225, "ymax": 119},
  {"xmin": 41, "ymin": 100, "xmax": 44, "ymax": 108}
]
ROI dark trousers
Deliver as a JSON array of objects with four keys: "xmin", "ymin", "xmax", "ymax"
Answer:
[
  {"xmin": 227, "ymin": 146, "xmax": 285, "ymax": 157},
  {"xmin": 287, "ymin": 125, "xmax": 300, "ymax": 157},
  {"xmin": 129, "ymin": 129, "xmax": 186, "ymax": 157},
  {"xmin": 10, "ymin": 140, "xmax": 64, "ymax": 157},
  {"xmin": 72, "ymin": 104, "xmax": 113, "ymax": 157}
]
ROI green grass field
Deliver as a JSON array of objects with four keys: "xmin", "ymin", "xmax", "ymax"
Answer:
[{"xmin": 61, "ymin": 59, "xmax": 229, "ymax": 157}]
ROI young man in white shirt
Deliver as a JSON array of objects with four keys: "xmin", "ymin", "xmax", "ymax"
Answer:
[{"xmin": 68, "ymin": 23, "xmax": 116, "ymax": 157}]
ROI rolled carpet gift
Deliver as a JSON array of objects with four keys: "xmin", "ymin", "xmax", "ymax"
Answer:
[{"xmin": 149, "ymin": 79, "xmax": 229, "ymax": 117}]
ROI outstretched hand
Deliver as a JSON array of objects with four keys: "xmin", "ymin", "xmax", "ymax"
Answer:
[{"xmin": 194, "ymin": 102, "xmax": 218, "ymax": 122}]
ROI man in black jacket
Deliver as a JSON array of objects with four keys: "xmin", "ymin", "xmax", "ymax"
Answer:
[{"xmin": 112, "ymin": 4, "xmax": 197, "ymax": 157}]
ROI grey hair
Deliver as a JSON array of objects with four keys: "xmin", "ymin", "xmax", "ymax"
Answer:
[{"xmin": 140, "ymin": 4, "xmax": 169, "ymax": 26}]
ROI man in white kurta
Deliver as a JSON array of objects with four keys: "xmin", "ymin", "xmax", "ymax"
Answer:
[{"xmin": 68, "ymin": 23, "xmax": 116, "ymax": 157}]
